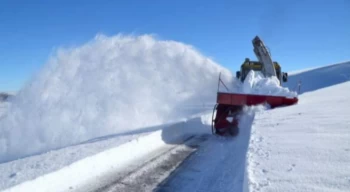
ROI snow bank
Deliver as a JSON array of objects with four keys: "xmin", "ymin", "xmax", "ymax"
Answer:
[
  {"xmin": 1, "ymin": 116, "xmax": 211, "ymax": 192},
  {"xmin": 240, "ymin": 70, "xmax": 297, "ymax": 97},
  {"xmin": 247, "ymin": 82, "xmax": 350, "ymax": 192},
  {"xmin": 2, "ymin": 129, "xmax": 170, "ymax": 192},
  {"xmin": 0, "ymin": 34, "xmax": 234, "ymax": 163}
]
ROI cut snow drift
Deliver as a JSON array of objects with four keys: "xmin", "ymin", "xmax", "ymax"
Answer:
[
  {"xmin": 240, "ymin": 70, "xmax": 297, "ymax": 97},
  {"xmin": 0, "ymin": 34, "xmax": 234, "ymax": 163},
  {"xmin": 247, "ymin": 81, "xmax": 350, "ymax": 192}
]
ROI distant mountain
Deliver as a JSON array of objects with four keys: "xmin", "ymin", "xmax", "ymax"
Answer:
[{"xmin": 0, "ymin": 93, "xmax": 13, "ymax": 102}]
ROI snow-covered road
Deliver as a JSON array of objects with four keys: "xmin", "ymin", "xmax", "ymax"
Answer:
[
  {"xmin": 74, "ymin": 107, "xmax": 256, "ymax": 192},
  {"xmin": 154, "ymin": 109, "xmax": 256, "ymax": 192},
  {"xmin": 81, "ymin": 135, "xmax": 208, "ymax": 192},
  {"xmin": 0, "ymin": 107, "xmax": 256, "ymax": 192}
]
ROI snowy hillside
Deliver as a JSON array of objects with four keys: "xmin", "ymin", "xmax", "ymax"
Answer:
[
  {"xmin": 285, "ymin": 61, "xmax": 350, "ymax": 94},
  {"xmin": 0, "ymin": 32, "xmax": 349, "ymax": 191},
  {"xmin": 247, "ymin": 81, "xmax": 350, "ymax": 192}
]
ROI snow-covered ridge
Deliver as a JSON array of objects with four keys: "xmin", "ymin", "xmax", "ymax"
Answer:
[
  {"xmin": 288, "ymin": 60, "xmax": 350, "ymax": 75},
  {"xmin": 286, "ymin": 61, "xmax": 350, "ymax": 94}
]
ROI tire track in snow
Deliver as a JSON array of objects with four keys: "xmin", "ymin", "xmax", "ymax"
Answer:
[{"xmin": 154, "ymin": 110, "xmax": 255, "ymax": 192}]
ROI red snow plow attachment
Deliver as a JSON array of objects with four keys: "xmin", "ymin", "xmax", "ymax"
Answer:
[
  {"xmin": 211, "ymin": 75, "xmax": 298, "ymax": 136},
  {"xmin": 216, "ymin": 92, "xmax": 298, "ymax": 108}
]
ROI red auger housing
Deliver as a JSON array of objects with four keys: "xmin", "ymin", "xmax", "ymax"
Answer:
[{"xmin": 211, "ymin": 74, "xmax": 298, "ymax": 136}]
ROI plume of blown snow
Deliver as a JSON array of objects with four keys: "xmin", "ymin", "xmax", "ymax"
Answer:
[
  {"xmin": 0, "ymin": 34, "xmax": 234, "ymax": 162},
  {"xmin": 240, "ymin": 70, "xmax": 297, "ymax": 97}
]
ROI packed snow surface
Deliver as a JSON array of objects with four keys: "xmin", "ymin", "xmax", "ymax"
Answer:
[
  {"xmin": 247, "ymin": 81, "xmax": 350, "ymax": 192},
  {"xmin": 0, "ymin": 34, "xmax": 235, "ymax": 163}
]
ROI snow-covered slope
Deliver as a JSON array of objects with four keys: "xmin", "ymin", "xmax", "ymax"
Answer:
[
  {"xmin": 285, "ymin": 61, "xmax": 350, "ymax": 94},
  {"xmin": 1, "ymin": 32, "xmax": 349, "ymax": 192},
  {"xmin": 247, "ymin": 81, "xmax": 350, "ymax": 192}
]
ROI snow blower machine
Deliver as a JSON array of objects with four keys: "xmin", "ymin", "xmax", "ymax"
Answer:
[{"xmin": 211, "ymin": 36, "xmax": 299, "ymax": 136}]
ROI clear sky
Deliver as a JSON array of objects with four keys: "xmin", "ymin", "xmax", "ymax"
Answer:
[{"xmin": 1, "ymin": 0, "xmax": 349, "ymax": 91}]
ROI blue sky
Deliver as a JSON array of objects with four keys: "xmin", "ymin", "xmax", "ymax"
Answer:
[{"xmin": 1, "ymin": 0, "xmax": 349, "ymax": 91}]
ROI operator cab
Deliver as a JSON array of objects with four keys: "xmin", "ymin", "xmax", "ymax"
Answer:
[{"xmin": 236, "ymin": 58, "xmax": 288, "ymax": 85}]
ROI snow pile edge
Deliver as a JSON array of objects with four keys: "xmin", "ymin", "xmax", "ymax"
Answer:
[{"xmin": 2, "ymin": 126, "xmax": 187, "ymax": 192}]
